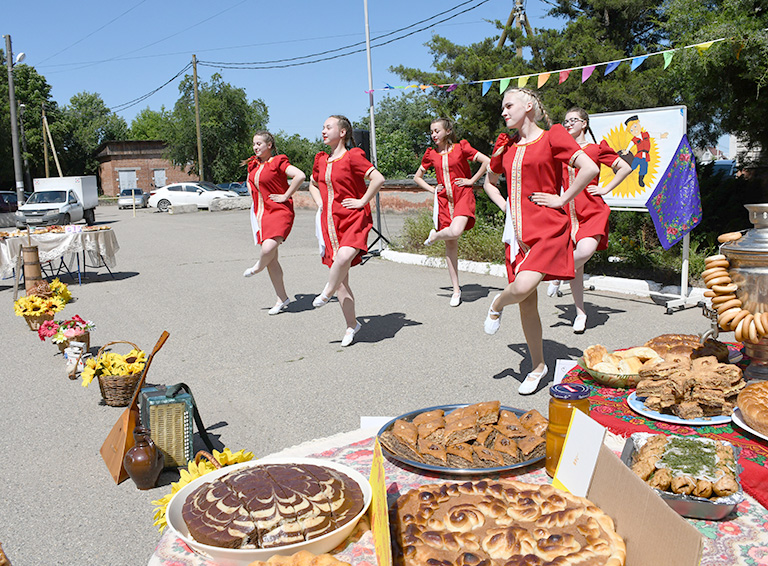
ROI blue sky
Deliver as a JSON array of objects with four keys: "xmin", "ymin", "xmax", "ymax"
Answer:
[{"xmin": 5, "ymin": 0, "xmax": 561, "ymax": 140}]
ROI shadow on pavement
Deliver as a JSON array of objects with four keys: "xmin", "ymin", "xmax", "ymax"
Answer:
[
  {"xmin": 492, "ymin": 339, "xmax": 584, "ymax": 395},
  {"xmin": 550, "ymin": 302, "xmax": 625, "ymax": 331},
  {"xmin": 345, "ymin": 312, "xmax": 422, "ymax": 344},
  {"xmin": 438, "ymin": 283, "xmax": 501, "ymax": 303}
]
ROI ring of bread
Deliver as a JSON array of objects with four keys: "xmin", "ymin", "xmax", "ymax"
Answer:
[{"xmin": 393, "ymin": 480, "xmax": 626, "ymax": 566}]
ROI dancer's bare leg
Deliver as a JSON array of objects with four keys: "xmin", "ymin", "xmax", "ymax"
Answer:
[
  {"xmin": 266, "ymin": 256, "xmax": 288, "ymax": 302},
  {"xmin": 319, "ymin": 246, "xmax": 359, "ymax": 299},
  {"xmin": 244, "ymin": 237, "xmax": 282, "ymax": 276},
  {"xmin": 336, "ymin": 274, "xmax": 357, "ymax": 329},
  {"xmin": 519, "ymin": 289, "xmax": 545, "ymax": 373},
  {"xmin": 491, "ymin": 270, "xmax": 545, "ymax": 313},
  {"xmin": 571, "ymin": 236, "xmax": 599, "ymax": 327},
  {"xmin": 445, "ymin": 239, "xmax": 460, "ymax": 296}
]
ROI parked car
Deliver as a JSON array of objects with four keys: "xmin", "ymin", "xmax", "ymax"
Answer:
[
  {"xmin": 148, "ymin": 181, "xmax": 238, "ymax": 212},
  {"xmin": 0, "ymin": 191, "xmax": 18, "ymax": 213},
  {"xmin": 217, "ymin": 181, "xmax": 249, "ymax": 196},
  {"xmin": 117, "ymin": 188, "xmax": 150, "ymax": 209}
]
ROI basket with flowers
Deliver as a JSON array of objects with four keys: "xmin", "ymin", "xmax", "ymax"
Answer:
[
  {"xmin": 37, "ymin": 315, "xmax": 95, "ymax": 352},
  {"xmin": 81, "ymin": 341, "xmax": 147, "ymax": 406},
  {"xmin": 13, "ymin": 294, "xmax": 67, "ymax": 330}
]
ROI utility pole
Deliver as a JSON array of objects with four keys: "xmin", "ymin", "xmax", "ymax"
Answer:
[
  {"xmin": 192, "ymin": 54, "xmax": 204, "ymax": 181},
  {"xmin": 4, "ymin": 35, "xmax": 24, "ymax": 204},
  {"xmin": 42, "ymin": 102, "xmax": 50, "ymax": 177},
  {"xmin": 496, "ymin": 1, "xmax": 541, "ymax": 63}
]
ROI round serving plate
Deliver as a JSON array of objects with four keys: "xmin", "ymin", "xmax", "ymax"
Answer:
[
  {"xmin": 165, "ymin": 457, "xmax": 372, "ymax": 566},
  {"xmin": 377, "ymin": 403, "xmax": 545, "ymax": 475},
  {"xmin": 576, "ymin": 357, "xmax": 641, "ymax": 389},
  {"xmin": 627, "ymin": 392, "xmax": 732, "ymax": 426},
  {"xmin": 732, "ymin": 408, "xmax": 768, "ymax": 441}
]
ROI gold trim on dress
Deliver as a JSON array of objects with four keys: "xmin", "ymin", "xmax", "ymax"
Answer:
[
  {"xmin": 253, "ymin": 162, "xmax": 266, "ymax": 237},
  {"xmin": 440, "ymin": 153, "xmax": 455, "ymax": 218},
  {"xmin": 568, "ymin": 148, "xmax": 585, "ymax": 168},
  {"xmin": 324, "ymin": 160, "xmax": 340, "ymax": 260},
  {"xmin": 567, "ymin": 166, "xmax": 579, "ymax": 242}
]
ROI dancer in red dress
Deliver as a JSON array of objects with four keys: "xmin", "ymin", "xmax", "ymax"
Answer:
[
  {"xmin": 308, "ymin": 115, "xmax": 385, "ymax": 347},
  {"xmin": 243, "ymin": 131, "xmax": 306, "ymax": 315},
  {"xmin": 482, "ymin": 88, "xmax": 599, "ymax": 395},
  {"xmin": 413, "ymin": 118, "xmax": 490, "ymax": 307},
  {"xmin": 546, "ymin": 108, "xmax": 632, "ymax": 332}
]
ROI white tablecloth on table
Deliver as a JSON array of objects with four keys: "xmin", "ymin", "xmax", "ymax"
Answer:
[{"xmin": 0, "ymin": 229, "xmax": 120, "ymax": 279}]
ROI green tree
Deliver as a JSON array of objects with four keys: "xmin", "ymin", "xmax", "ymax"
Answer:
[
  {"xmin": 0, "ymin": 55, "xmax": 57, "ymax": 190},
  {"xmin": 164, "ymin": 73, "xmax": 269, "ymax": 183},
  {"xmin": 663, "ymin": 0, "xmax": 768, "ymax": 152},
  {"xmin": 51, "ymin": 91, "xmax": 129, "ymax": 177},
  {"xmin": 130, "ymin": 107, "xmax": 170, "ymax": 140},
  {"xmin": 272, "ymin": 132, "xmax": 324, "ymax": 179}
]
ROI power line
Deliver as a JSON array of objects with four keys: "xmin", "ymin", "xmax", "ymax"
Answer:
[
  {"xmin": 111, "ymin": 63, "xmax": 192, "ymax": 113},
  {"xmin": 37, "ymin": 0, "xmax": 149, "ymax": 65},
  {"xmin": 199, "ymin": 0, "xmax": 492, "ymax": 70}
]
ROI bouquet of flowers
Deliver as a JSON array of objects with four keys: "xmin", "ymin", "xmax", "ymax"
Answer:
[
  {"xmin": 49, "ymin": 278, "xmax": 72, "ymax": 303},
  {"xmin": 37, "ymin": 315, "xmax": 95, "ymax": 343},
  {"xmin": 13, "ymin": 294, "xmax": 66, "ymax": 317},
  {"xmin": 80, "ymin": 348, "xmax": 146, "ymax": 387}
]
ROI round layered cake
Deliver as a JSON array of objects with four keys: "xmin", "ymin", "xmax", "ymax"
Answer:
[
  {"xmin": 393, "ymin": 480, "xmax": 625, "ymax": 566},
  {"xmin": 182, "ymin": 463, "xmax": 364, "ymax": 549}
]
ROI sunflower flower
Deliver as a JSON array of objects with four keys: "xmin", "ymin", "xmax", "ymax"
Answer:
[
  {"xmin": 151, "ymin": 448, "xmax": 255, "ymax": 532},
  {"xmin": 79, "ymin": 348, "xmax": 147, "ymax": 387},
  {"xmin": 49, "ymin": 278, "xmax": 72, "ymax": 303}
]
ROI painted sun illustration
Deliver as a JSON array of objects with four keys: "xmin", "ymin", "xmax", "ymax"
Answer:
[{"xmin": 600, "ymin": 124, "xmax": 661, "ymax": 198}]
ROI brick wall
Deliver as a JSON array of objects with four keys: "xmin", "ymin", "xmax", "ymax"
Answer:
[{"xmin": 96, "ymin": 141, "xmax": 199, "ymax": 196}]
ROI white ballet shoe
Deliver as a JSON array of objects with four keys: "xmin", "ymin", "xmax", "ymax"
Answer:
[
  {"xmin": 341, "ymin": 322, "xmax": 362, "ymax": 347},
  {"xmin": 546, "ymin": 281, "xmax": 561, "ymax": 297},
  {"xmin": 484, "ymin": 294, "xmax": 503, "ymax": 335},
  {"xmin": 268, "ymin": 297, "xmax": 291, "ymax": 316},
  {"xmin": 449, "ymin": 291, "xmax": 462, "ymax": 307},
  {"xmin": 312, "ymin": 293, "xmax": 332, "ymax": 308},
  {"xmin": 573, "ymin": 313, "xmax": 587, "ymax": 334},
  {"xmin": 424, "ymin": 229, "xmax": 437, "ymax": 246},
  {"xmin": 518, "ymin": 364, "xmax": 549, "ymax": 395},
  {"xmin": 243, "ymin": 263, "xmax": 259, "ymax": 277}
]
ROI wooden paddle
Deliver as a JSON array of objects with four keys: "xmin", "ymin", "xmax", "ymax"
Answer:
[{"xmin": 100, "ymin": 331, "xmax": 170, "ymax": 484}]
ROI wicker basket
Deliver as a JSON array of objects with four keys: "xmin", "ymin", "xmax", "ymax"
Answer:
[
  {"xmin": 24, "ymin": 312, "xmax": 55, "ymax": 331},
  {"xmin": 57, "ymin": 331, "xmax": 91, "ymax": 354},
  {"xmin": 95, "ymin": 340, "xmax": 144, "ymax": 407}
]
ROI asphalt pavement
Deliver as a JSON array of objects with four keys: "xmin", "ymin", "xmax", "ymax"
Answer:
[{"xmin": 0, "ymin": 205, "xmax": 710, "ymax": 565}]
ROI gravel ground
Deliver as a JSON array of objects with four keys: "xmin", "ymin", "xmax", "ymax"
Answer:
[{"xmin": 0, "ymin": 205, "xmax": 709, "ymax": 565}]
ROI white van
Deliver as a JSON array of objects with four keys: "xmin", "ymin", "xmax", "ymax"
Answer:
[{"xmin": 16, "ymin": 176, "xmax": 99, "ymax": 227}]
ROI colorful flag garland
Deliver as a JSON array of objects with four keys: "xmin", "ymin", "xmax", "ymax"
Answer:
[{"xmin": 368, "ymin": 38, "xmax": 726, "ymax": 94}]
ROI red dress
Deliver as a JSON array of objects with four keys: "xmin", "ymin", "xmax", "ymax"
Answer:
[
  {"xmin": 489, "ymin": 125, "xmax": 585, "ymax": 283},
  {"xmin": 562, "ymin": 141, "xmax": 620, "ymax": 251},
  {"xmin": 420, "ymin": 139, "xmax": 479, "ymax": 231},
  {"xmin": 312, "ymin": 148, "xmax": 375, "ymax": 268},
  {"xmin": 247, "ymin": 154, "xmax": 295, "ymax": 243}
]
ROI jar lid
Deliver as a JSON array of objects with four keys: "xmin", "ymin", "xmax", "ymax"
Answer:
[{"xmin": 550, "ymin": 383, "xmax": 591, "ymax": 400}]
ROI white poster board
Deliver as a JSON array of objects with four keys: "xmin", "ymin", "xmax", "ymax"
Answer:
[{"xmin": 589, "ymin": 105, "xmax": 687, "ymax": 209}]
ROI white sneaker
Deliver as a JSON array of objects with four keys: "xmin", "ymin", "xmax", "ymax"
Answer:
[
  {"xmin": 341, "ymin": 322, "xmax": 361, "ymax": 347},
  {"xmin": 546, "ymin": 281, "xmax": 561, "ymax": 297},
  {"xmin": 519, "ymin": 364, "xmax": 549, "ymax": 395},
  {"xmin": 573, "ymin": 313, "xmax": 587, "ymax": 334},
  {"xmin": 243, "ymin": 263, "xmax": 259, "ymax": 277},
  {"xmin": 268, "ymin": 298, "xmax": 291, "ymax": 315},
  {"xmin": 449, "ymin": 292, "xmax": 461, "ymax": 307},
  {"xmin": 484, "ymin": 294, "xmax": 503, "ymax": 335},
  {"xmin": 313, "ymin": 293, "xmax": 331, "ymax": 308},
  {"xmin": 424, "ymin": 229, "xmax": 437, "ymax": 246}
]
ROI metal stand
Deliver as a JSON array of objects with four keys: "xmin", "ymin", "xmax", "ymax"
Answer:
[{"xmin": 661, "ymin": 233, "xmax": 697, "ymax": 314}]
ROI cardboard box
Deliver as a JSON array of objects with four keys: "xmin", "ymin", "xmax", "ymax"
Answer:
[{"xmin": 588, "ymin": 443, "xmax": 703, "ymax": 565}]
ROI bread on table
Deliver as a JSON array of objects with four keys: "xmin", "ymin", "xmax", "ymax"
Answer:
[{"xmin": 738, "ymin": 382, "xmax": 768, "ymax": 436}]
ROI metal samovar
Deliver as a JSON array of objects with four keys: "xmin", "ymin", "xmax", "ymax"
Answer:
[{"xmin": 721, "ymin": 203, "xmax": 768, "ymax": 379}]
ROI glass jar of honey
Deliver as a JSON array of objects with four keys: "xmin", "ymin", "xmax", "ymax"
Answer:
[{"xmin": 545, "ymin": 383, "xmax": 591, "ymax": 476}]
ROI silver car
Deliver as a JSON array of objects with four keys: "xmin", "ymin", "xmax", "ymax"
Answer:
[{"xmin": 118, "ymin": 188, "xmax": 150, "ymax": 209}]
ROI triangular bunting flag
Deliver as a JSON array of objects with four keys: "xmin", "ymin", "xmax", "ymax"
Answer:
[
  {"xmin": 663, "ymin": 51, "xmax": 674, "ymax": 69},
  {"xmin": 482, "ymin": 81, "xmax": 492, "ymax": 96},
  {"xmin": 604, "ymin": 61, "xmax": 620, "ymax": 75},
  {"xmin": 559, "ymin": 70, "xmax": 571, "ymax": 84},
  {"xmin": 384, "ymin": 84, "xmax": 394, "ymax": 90},
  {"xmin": 581, "ymin": 66, "xmax": 595, "ymax": 83},
  {"xmin": 630, "ymin": 55, "xmax": 647, "ymax": 71},
  {"xmin": 499, "ymin": 78, "xmax": 511, "ymax": 93},
  {"xmin": 419, "ymin": 84, "xmax": 429, "ymax": 90},
  {"xmin": 517, "ymin": 75, "xmax": 529, "ymax": 88},
  {"xmin": 446, "ymin": 84, "xmax": 458, "ymax": 92},
  {"xmin": 537, "ymin": 73, "xmax": 551, "ymax": 88},
  {"xmin": 695, "ymin": 41, "xmax": 714, "ymax": 55}
]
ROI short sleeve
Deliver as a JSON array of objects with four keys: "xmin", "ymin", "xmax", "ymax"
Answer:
[
  {"xmin": 597, "ymin": 140, "xmax": 621, "ymax": 168},
  {"xmin": 421, "ymin": 148, "xmax": 434, "ymax": 170},
  {"xmin": 459, "ymin": 139, "xmax": 479, "ymax": 161},
  {"xmin": 274, "ymin": 154, "xmax": 290, "ymax": 175},
  {"xmin": 548, "ymin": 124, "xmax": 585, "ymax": 166},
  {"xmin": 246, "ymin": 156, "xmax": 259, "ymax": 173},
  {"xmin": 348, "ymin": 147, "xmax": 375, "ymax": 178},
  {"xmin": 312, "ymin": 152, "xmax": 325, "ymax": 182}
]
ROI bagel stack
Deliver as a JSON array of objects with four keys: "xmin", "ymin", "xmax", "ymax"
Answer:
[{"xmin": 703, "ymin": 250, "xmax": 767, "ymax": 344}]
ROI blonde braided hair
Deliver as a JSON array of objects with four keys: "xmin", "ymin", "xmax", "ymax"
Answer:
[{"xmin": 503, "ymin": 87, "xmax": 553, "ymax": 128}]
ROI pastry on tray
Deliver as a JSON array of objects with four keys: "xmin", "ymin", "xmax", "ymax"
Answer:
[
  {"xmin": 249, "ymin": 550, "xmax": 351, "ymax": 566},
  {"xmin": 737, "ymin": 381, "xmax": 768, "ymax": 436}
]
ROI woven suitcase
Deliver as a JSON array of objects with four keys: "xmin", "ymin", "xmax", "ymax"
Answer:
[{"xmin": 139, "ymin": 385, "xmax": 194, "ymax": 467}]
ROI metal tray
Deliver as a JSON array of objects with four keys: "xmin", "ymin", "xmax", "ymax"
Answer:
[
  {"xmin": 620, "ymin": 433, "xmax": 744, "ymax": 520},
  {"xmin": 376, "ymin": 403, "xmax": 544, "ymax": 476}
]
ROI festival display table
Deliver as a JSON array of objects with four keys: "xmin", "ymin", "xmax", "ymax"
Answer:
[
  {"xmin": 0, "ymin": 228, "xmax": 119, "ymax": 284},
  {"xmin": 149, "ymin": 424, "xmax": 768, "ymax": 566}
]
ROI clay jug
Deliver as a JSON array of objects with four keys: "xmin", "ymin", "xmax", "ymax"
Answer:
[{"xmin": 123, "ymin": 426, "xmax": 164, "ymax": 490}]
